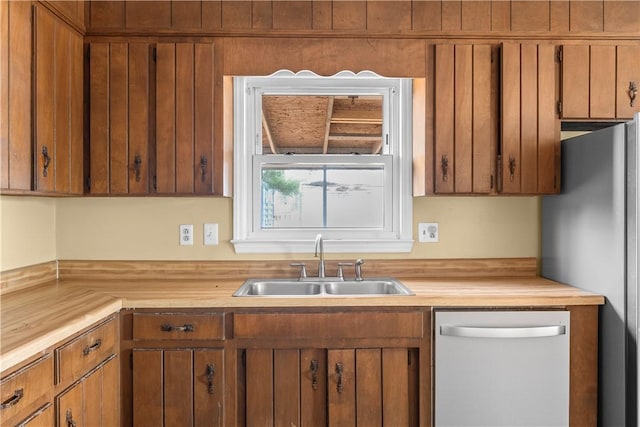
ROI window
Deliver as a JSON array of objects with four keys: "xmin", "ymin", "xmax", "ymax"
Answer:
[{"xmin": 232, "ymin": 70, "xmax": 413, "ymax": 253}]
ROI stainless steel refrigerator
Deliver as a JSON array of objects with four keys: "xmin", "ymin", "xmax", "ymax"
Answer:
[{"xmin": 542, "ymin": 113, "xmax": 639, "ymax": 427}]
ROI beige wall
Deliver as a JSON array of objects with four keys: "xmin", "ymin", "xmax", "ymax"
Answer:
[
  {"xmin": 0, "ymin": 196, "xmax": 57, "ymax": 271},
  {"xmin": 53, "ymin": 196, "xmax": 540, "ymax": 262},
  {"xmin": 0, "ymin": 195, "xmax": 540, "ymax": 271}
]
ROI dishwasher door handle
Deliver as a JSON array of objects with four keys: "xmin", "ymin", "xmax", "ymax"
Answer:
[{"xmin": 440, "ymin": 324, "xmax": 566, "ymax": 339}]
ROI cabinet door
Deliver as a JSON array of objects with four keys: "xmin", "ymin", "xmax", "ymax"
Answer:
[
  {"xmin": 616, "ymin": 45, "xmax": 640, "ymax": 119},
  {"xmin": 33, "ymin": 5, "xmax": 83, "ymax": 194},
  {"xmin": 0, "ymin": 1, "xmax": 32, "ymax": 191},
  {"xmin": 561, "ymin": 44, "xmax": 639, "ymax": 120},
  {"xmin": 501, "ymin": 43, "xmax": 560, "ymax": 194},
  {"xmin": 155, "ymin": 43, "xmax": 215, "ymax": 194},
  {"xmin": 434, "ymin": 44, "xmax": 494, "ymax": 194},
  {"xmin": 133, "ymin": 348, "xmax": 224, "ymax": 427},
  {"xmin": 89, "ymin": 42, "xmax": 151, "ymax": 194}
]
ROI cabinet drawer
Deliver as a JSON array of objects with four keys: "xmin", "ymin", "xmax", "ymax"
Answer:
[
  {"xmin": 56, "ymin": 317, "xmax": 117, "ymax": 384},
  {"xmin": 234, "ymin": 311, "xmax": 424, "ymax": 339},
  {"xmin": 133, "ymin": 313, "xmax": 225, "ymax": 340},
  {"xmin": 0, "ymin": 355, "xmax": 53, "ymax": 424}
]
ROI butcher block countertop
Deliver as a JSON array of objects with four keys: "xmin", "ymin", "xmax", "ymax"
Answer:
[{"xmin": 0, "ymin": 274, "xmax": 604, "ymax": 373}]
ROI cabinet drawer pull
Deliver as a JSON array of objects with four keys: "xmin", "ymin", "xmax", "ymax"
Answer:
[
  {"xmin": 133, "ymin": 155, "xmax": 142, "ymax": 182},
  {"xmin": 83, "ymin": 339, "xmax": 102, "ymax": 355},
  {"xmin": 206, "ymin": 363, "xmax": 215, "ymax": 394},
  {"xmin": 42, "ymin": 146, "xmax": 50, "ymax": 177},
  {"xmin": 335, "ymin": 362, "xmax": 344, "ymax": 393},
  {"xmin": 440, "ymin": 154, "xmax": 449, "ymax": 182},
  {"xmin": 200, "ymin": 155, "xmax": 208, "ymax": 182},
  {"xmin": 0, "ymin": 388, "xmax": 24, "ymax": 409},
  {"xmin": 508, "ymin": 155, "xmax": 516, "ymax": 182},
  {"xmin": 66, "ymin": 408, "xmax": 77, "ymax": 427},
  {"xmin": 310, "ymin": 359, "xmax": 319, "ymax": 390},
  {"xmin": 630, "ymin": 81, "xmax": 638, "ymax": 107},
  {"xmin": 161, "ymin": 323, "xmax": 194, "ymax": 333}
]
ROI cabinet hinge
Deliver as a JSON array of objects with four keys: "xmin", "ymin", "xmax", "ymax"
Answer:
[
  {"xmin": 556, "ymin": 101, "xmax": 562, "ymax": 115},
  {"xmin": 130, "ymin": 352, "xmax": 133, "ymax": 370},
  {"xmin": 556, "ymin": 46, "xmax": 563, "ymax": 63},
  {"xmin": 86, "ymin": 45, "xmax": 90, "ymax": 62},
  {"xmin": 86, "ymin": 176, "xmax": 91, "ymax": 190},
  {"xmin": 241, "ymin": 349, "xmax": 246, "ymax": 367},
  {"xmin": 153, "ymin": 47, "xmax": 157, "ymax": 62},
  {"xmin": 153, "ymin": 175, "xmax": 157, "ymax": 191}
]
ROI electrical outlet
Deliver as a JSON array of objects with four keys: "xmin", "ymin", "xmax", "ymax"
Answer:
[
  {"xmin": 418, "ymin": 222, "xmax": 439, "ymax": 243},
  {"xmin": 179, "ymin": 224, "xmax": 194, "ymax": 246},
  {"xmin": 204, "ymin": 223, "xmax": 219, "ymax": 245}
]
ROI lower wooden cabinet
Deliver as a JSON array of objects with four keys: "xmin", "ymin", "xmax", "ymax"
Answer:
[
  {"xmin": 0, "ymin": 315, "xmax": 119, "ymax": 427},
  {"xmin": 132, "ymin": 348, "xmax": 224, "ymax": 427},
  {"xmin": 240, "ymin": 346, "xmax": 419, "ymax": 427},
  {"xmin": 233, "ymin": 309, "xmax": 428, "ymax": 427}
]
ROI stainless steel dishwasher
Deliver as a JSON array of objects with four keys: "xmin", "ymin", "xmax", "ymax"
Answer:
[{"xmin": 434, "ymin": 310, "xmax": 570, "ymax": 427}]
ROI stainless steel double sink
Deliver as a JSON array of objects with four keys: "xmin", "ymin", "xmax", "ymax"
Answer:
[{"xmin": 233, "ymin": 278, "xmax": 414, "ymax": 297}]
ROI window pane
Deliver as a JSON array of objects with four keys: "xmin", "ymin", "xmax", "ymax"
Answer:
[
  {"xmin": 261, "ymin": 167, "xmax": 384, "ymax": 229},
  {"xmin": 261, "ymin": 95, "xmax": 383, "ymax": 155}
]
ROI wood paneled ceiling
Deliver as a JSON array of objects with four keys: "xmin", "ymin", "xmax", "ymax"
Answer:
[{"xmin": 261, "ymin": 95, "xmax": 383, "ymax": 155}]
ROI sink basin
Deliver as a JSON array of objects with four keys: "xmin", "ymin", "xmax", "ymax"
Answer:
[
  {"xmin": 233, "ymin": 278, "xmax": 413, "ymax": 297},
  {"xmin": 323, "ymin": 280, "xmax": 413, "ymax": 295},
  {"xmin": 233, "ymin": 279, "xmax": 322, "ymax": 296}
]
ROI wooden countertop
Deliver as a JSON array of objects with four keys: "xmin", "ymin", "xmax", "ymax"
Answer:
[{"xmin": 0, "ymin": 276, "xmax": 604, "ymax": 373}]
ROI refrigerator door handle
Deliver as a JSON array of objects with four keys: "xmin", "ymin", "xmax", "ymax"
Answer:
[{"xmin": 440, "ymin": 324, "xmax": 566, "ymax": 339}]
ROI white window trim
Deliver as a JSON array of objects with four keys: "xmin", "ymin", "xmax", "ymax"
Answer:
[{"xmin": 232, "ymin": 70, "xmax": 413, "ymax": 253}]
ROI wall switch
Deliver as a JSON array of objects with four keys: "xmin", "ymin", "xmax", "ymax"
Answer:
[
  {"xmin": 204, "ymin": 223, "xmax": 219, "ymax": 245},
  {"xmin": 418, "ymin": 222, "xmax": 439, "ymax": 243},
  {"xmin": 179, "ymin": 224, "xmax": 194, "ymax": 246}
]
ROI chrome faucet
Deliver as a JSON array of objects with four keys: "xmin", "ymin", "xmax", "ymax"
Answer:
[{"xmin": 314, "ymin": 234, "xmax": 325, "ymax": 278}]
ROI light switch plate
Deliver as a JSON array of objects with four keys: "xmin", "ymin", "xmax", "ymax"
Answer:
[
  {"xmin": 418, "ymin": 222, "xmax": 439, "ymax": 243},
  {"xmin": 204, "ymin": 223, "xmax": 219, "ymax": 245}
]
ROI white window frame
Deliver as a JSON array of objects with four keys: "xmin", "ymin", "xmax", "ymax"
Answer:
[{"xmin": 232, "ymin": 70, "xmax": 413, "ymax": 253}]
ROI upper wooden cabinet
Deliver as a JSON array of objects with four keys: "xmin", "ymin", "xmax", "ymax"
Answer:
[
  {"xmin": 88, "ymin": 41, "xmax": 215, "ymax": 195},
  {"xmin": 89, "ymin": 42, "xmax": 152, "ymax": 194},
  {"xmin": 433, "ymin": 44, "xmax": 496, "ymax": 194},
  {"xmin": 155, "ymin": 43, "xmax": 215, "ymax": 194},
  {"xmin": 501, "ymin": 43, "xmax": 560, "ymax": 194},
  {"xmin": 561, "ymin": 44, "xmax": 640, "ymax": 120},
  {"xmin": 34, "ymin": 5, "xmax": 84, "ymax": 195},
  {"xmin": 0, "ymin": 3, "xmax": 83, "ymax": 195},
  {"xmin": 0, "ymin": 1, "xmax": 32, "ymax": 191}
]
